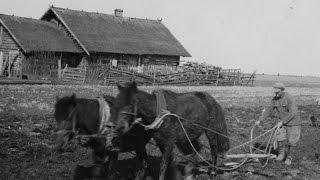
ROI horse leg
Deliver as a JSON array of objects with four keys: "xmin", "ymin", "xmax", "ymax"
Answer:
[
  {"xmin": 176, "ymin": 139, "xmax": 200, "ymax": 180},
  {"xmin": 205, "ymin": 130, "xmax": 219, "ymax": 176},
  {"xmin": 106, "ymin": 151, "xmax": 119, "ymax": 180},
  {"xmin": 159, "ymin": 145, "xmax": 173, "ymax": 180},
  {"xmin": 154, "ymin": 135, "xmax": 174, "ymax": 180},
  {"xmin": 134, "ymin": 146, "xmax": 149, "ymax": 180}
]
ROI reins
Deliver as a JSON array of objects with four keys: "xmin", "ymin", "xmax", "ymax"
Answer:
[{"xmin": 56, "ymin": 105, "xmax": 78, "ymax": 136}]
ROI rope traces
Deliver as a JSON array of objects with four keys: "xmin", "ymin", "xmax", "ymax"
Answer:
[{"xmin": 134, "ymin": 111, "xmax": 279, "ymax": 171}]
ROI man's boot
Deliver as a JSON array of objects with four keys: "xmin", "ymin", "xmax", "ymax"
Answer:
[
  {"xmin": 284, "ymin": 145, "xmax": 292, "ymax": 165},
  {"xmin": 275, "ymin": 141, "xmax": 286, "ymax": 161}
]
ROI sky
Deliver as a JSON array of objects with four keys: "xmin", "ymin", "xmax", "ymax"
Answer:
[{"xmin": 0, "ymin": 0, "xmax": 319, "ymax": 76}]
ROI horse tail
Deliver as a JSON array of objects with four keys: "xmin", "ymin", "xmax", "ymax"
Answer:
[{"xmin": 194, "ymin": 92, "xmax": 230, "ymax": 153}]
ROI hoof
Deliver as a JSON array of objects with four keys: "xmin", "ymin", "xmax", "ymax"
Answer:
[{"xmin": 134, "ymin": 169, "xmax": 145, "ymax": 180}]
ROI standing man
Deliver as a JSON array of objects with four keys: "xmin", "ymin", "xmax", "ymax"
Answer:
[{"xmin": 256, "ymin": 82, "xmax": 301, "ymax": 165}]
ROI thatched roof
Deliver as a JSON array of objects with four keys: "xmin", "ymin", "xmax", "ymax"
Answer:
[
  {"xmin": 0, "ymin": 14, "xmax": 81, "ymax": 53},
  {"xmin": 42, "ymin": 7, "xmax": 191, "ymax": 57}
]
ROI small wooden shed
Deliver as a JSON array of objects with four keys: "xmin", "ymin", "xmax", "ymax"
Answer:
[{"xmin": 0, "ymin": 14, "xmax": 82, "ymax": 78}]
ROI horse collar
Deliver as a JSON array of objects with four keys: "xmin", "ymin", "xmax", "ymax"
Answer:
[
  {"xmin": 120, "ymin": 101, "xmax": 138, "ymax": 119},
  {"xmin": 153, "ymin": 89, "xmax": 168, "ymax": 116}
]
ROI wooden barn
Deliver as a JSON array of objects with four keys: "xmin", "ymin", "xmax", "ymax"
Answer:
[
  {"xmin": 0, "ymin": 14, "xmax": 82, "ymax": 78},
  {"xmin": 0, "ymin": 6, "xmax": 190, "ymax": 79},
  {"xmin": 40, "ymin": 6, "xmax": 191, "ymax": 67}
]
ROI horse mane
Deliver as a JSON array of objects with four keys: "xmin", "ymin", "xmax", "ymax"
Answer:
[
  {"xmin": 157, "ymin": 89, "xmax": 179, "ymax": 98},
  {"xmin": 55, "ymin": 94, "xmax": 76, "ymax": 110},
  {"xmin": 103, "ymin": 95, "xmax": 115, "ymax": 107}
]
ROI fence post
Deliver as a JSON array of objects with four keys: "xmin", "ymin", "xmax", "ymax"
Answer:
[
  {"xmin": 58, "ymin": 55, "xmax": 62, "ymax": 80},
  {"xmin": 215, "ymin": 69, "xmax": 220, "ymax": 86},
  {"xmin": 153, "ymin": 65, "xmax": 156, "ymax": 86},
  {"xmin": 233, "ymin": 70, "xmax": 237, "ymax": 86},
  {"xmin": 106, "ymin": 67, "xmax": 111, "ymax": 86},
  {"xmin": 103, "ymin": 66, "xmax": 107, "ymax": 86},
  {"xmin": 238, "ymin": 71, "xmax": 241, "ymax": 86},
  {"xmin": 82, "ymin": 66, "xmax": 86, "ymax": 84}
]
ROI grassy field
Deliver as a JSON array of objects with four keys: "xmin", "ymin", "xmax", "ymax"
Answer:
[
  {"xmin": 1, "ymin": 81, "xmax": 320, "ymax": 179},
  {"xmin": 254, "ymin": 74, "xmax": 320, "ymax": 88}
]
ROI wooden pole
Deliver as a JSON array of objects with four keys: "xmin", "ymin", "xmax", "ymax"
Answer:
[
  {"xmin": 238, "ymin": 71, "xmax": 241, "ymax": 86},
  {"xmin": 233, "ymin": 70, "xmax": 237, "ymax": 86},
  {"xmin": 83, "ymin": 67, "xmax": 86, "ymax": 84},
  {"xmin": 58, "ymin": 53, "xmax": 62, "ymax": 80},
  {"xmin": 138, "ymin": 55, "xmax": 141, "ymax": 67},
  {"xmin": 0, "ymin": 26, "xmax": 3, "ymax": 46},
  {"xmin": 215, "ymin": 69, "xmax": 220, "ymax": 86},
  {"xmin": 18, "ymin": 51, "xmax": 23, "ymax": 78},
  {"xmin": 153, "ymin": 65, "xmax": 156, "ymax": 86},
  {"xmin": 0, "ymin": 51, "xmax": 3, "ymax": 75},
  {"xmin": 8, "ymin": 52, "xmax": 12, "ymax": 78},
  {"xmin": 225, "ymin": 153, "xmax": 276, "ymax": 159}
]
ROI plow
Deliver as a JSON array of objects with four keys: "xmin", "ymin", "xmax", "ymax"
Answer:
[{"xmin": 132, "ymin": 112, "xmax": 281, "ymax": 172}]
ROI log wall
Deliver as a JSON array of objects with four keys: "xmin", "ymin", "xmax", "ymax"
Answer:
[{"xmin": 0, "ymin": 25, "xmax": 21, "ymax": 76}]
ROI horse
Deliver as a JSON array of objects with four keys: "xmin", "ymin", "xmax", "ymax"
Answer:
[
  {"xmin": 54, "ymin": 94, "xmax": 152, "ymax": 179},
  {"xmin": 54, "ymin": 94, "xmax": 118, "ymax": 178},
  {"xmin": 54, "ymin": 94, "xmax": 114, "ymax": 153},
  {"xmin": 108, "ymin": 82, "xmax": 230, "ymax": 180}
]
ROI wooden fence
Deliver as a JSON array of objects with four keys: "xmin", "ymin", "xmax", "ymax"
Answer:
[
  {"xmin": 61, "ymin": 65, "xmax": 86, "ymax": 84},
  {"xmin": 56, "ymin": 62, "xmax": 256, "ymax": 86},
  {"xmin": 80, "ymin": 64, "xmax": 255, "ymax": 86}
]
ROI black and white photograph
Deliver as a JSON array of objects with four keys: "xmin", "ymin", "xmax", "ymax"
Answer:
[{"xmin": 0, "ymin": 0, "xmax": 320, "ymax": 179}]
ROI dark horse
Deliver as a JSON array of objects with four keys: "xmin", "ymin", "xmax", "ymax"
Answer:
[
  {"xmin": 54, "ymin": 94, "xmax": 152, "ymax": 179},
  {"xmin": 109, "ymin": 82, "xmax": 230, "ymax": 180},
  {"xmin": 54, "ymin": 94, "xmax": 118, "ymax": 179},
  {"xmin": 54, "ymin": 94, "xmax": 114, "ymax": 153}
]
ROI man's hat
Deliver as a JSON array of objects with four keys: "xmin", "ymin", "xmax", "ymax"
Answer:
[{"xmin": 273, "ymin": 82, "xmax": 285, "ymax": 90}]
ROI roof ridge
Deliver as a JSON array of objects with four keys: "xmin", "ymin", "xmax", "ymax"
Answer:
[
  {"xmin": 0, "ymin": 13, "xmax": 61, "ymax": 28},
  {"xmin": 51, "ymin": 6, "xmax": 162, "ymax": 23},
  {"xmin": 0, "ymin": 13, "xmax": 36, "ymax": 20}
]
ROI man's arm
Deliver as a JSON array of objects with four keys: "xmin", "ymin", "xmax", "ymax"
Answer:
[
  {"xmin": 282, "ymin": 95, "xmax": 298, "ymax": 125},
  {"xmin": 256, "ymin": 103, "xmax": 273, "ymax": 125}
]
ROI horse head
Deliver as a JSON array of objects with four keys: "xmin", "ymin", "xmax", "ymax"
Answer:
[
  {"xmin": 54, "ymin": 94, "xmax": 78, "ymax": 152},
  {"xmin": 114, "ymin": 82, "xmax": 139, "ymax": 133},
  {"xmin": 106, "ymin": 82, "xmax": 140, "ymax": 150}
]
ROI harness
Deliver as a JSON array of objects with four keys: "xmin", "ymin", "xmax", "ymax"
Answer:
[
  {"xmin": 122, "ymin": 89, "xmax": 170, "ymax": 131},
  {"xmin": 97, "ymin": 97, "xmax": 112, "ymax": 134},
  {"xmin": 153, "ymin": 89, "xmax": 168, "ymax": 116}
]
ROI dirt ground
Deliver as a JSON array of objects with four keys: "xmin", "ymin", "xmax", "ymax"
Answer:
[{"xmin": 1, "ymin": 85, "xmax": 320, "ymax": 179}]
